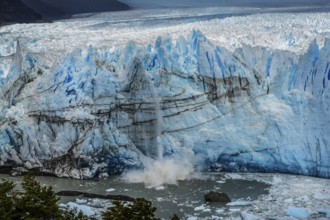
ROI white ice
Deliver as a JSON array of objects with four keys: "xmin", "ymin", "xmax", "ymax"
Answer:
[
  {"xmin": 0, "ymin": 7, "xmax": 329, "ymax": 180},
  {"xmin": 60, "ymin": 202, "xmax": 95, "ymax": 217},
  {"xmin": 105, "ymin": 188, "xmax": 116, "ymax": 192},
  {"xmin": 287, "ymin": 206, "xmax": 311, "ymax": 219}
]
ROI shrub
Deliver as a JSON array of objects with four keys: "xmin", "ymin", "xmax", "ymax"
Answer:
[
  {"xmin": 15, "ymin": 173, "xmax": 63, "ymax": 219},
  {"xmin": 102, "ymin": 198, "xmax": 161, "ymax": 220},
  {"xmin": 0, "ymin": 172, "xmax": 90, "ymax": 220},
  {"xmin": 0, "ymin": 173, "xmax": 176, "ymax": 220},
  {"xmin": 0, "ymin": 179, "xmax": 16, "ymax": 219}
]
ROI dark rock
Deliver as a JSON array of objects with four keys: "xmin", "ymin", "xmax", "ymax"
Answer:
[
  {"xmin": 171, "ymin": 214, "xmax": 180, "ymax": 220},
  {"xmin": 204, "ymin": 191, "xmax": 231, "ymax": 203},
  {"xmin": 56, "ymin": 190, "xmax": 135, "ymax": 202}
]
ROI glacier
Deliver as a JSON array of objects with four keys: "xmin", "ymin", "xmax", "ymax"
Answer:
[{"xmin": 0, "ymin": 11, "xmax": 329, "ymax": 179}]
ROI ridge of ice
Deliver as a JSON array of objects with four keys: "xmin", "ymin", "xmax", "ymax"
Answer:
[{"xmin": 1, "ymin": 10, "xmax": 329, "ymax": 61}]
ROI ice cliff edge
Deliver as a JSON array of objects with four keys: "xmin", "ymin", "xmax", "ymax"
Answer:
[{"xmin": 0, "ymin": 30, "xmax": 329, "ymax": 179}]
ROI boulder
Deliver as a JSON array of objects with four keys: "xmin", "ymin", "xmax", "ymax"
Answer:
[{"xmin": 204, "ymin": 191, "xmax": 231, "ymax": 203}]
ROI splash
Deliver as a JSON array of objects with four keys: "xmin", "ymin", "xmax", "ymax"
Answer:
[{"xmin": 122, "ymin": 156, "xmax": 199, "ymax": 189}]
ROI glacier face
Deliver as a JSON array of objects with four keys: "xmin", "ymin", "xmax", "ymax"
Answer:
[
  {"xmin": 0, "ymin": 29, "xmax": 329, "ymax": 179},
  {"xmin": 0, "ymin": 8, "xmax": 330, "ymax": 179}
]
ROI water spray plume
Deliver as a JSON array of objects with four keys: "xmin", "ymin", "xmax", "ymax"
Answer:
[{"xmin": 122, "ymin": 156, "xmax": 198, "ymax": 188}]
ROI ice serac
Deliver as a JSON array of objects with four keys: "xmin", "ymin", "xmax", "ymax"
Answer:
[{"xmin": 0, "ymin": 30, "xmax": 329, "ymax": 179}]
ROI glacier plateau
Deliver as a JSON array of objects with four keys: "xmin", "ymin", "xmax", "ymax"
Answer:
[{"xmin": 0, "ymin": 10, "xmax": 329, "ymax": 179}]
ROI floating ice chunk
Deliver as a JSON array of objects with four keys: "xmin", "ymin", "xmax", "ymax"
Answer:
[
  {"xmin": 88, "ymin": 199, "xmax": 103, "ymax": 208},
  {"xmin": 216, "ymin": 208, "xmax": 224, "ymax": 214},
  {"xmin": 287, "ymin": 206, "xmax": 310, "ymax": 219},
  {"xmin": 105, "ymin": 188, "xmax": 116, "ymax": 192},
  {"xmin": 194, "ymin": 204, "xmax": 206, "ymax": 211},
  {"xmin": 241, "ymin": 211, "xmax": 263, "ymax": 220},
  {"xmin": 225, "ymin": 173, "xmax": 243, "ymax": 180},
  {"xmin": 155, "ymin": 185, "xmax": 166, "ymax": 190},
  {"xmin": 216, "ymin": 180, "xmax": 226, "ymax": 184},
  {"xmin": 229, "ymin": 208, "xmax": 241, "ymax": 212},
  {"xmin": 227, "ymin": 200, "xmax": 252, "ymax": 206},
  {"xmin": 76, "ymin": 198, "xmax": 87, "ymax": 204},
  {"xmin": 61, "ymin": 202, "xmax": 95, "ymax": 217},
  {"xmin": 156, "ymin": 197, "xmax": 165, "ymax": 202},
  {"xmin": 284, "ymin": 198, "xmax": 294, "ymax": 203}
]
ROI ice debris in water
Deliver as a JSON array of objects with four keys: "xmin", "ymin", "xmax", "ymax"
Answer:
[
  {"xmin": 60, "ymin": 202, "xmax": 95, "ymax": 217},
  {"xmin": 287, "ymin": 206, "xmax": 311, "ymax": 219},
  {"xmin": 76, "ymin": 198, "xmax": 87, "ymax": 205},
  {"xmin": 194, "ymin": 204, "xmax": 208, "ymax": 211},
  {"xmin": 227, "ymin": 200, "xmax": 253, "ymax": 206},
  {"xmin": 241, "ymin": 211, "xmax": 262, "ymax": 220}
]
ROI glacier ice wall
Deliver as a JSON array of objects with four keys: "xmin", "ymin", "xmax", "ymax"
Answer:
[{"xmin": 0, "ymin": 30, "xmax": 329, "ymax": 179}]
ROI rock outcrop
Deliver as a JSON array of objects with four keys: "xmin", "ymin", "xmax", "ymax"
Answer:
[{"xmin": 204, "ymin": 191, "xmax": 231, "ymax": 203}]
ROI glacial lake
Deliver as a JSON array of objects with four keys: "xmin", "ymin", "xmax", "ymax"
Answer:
[{"xmin": 0, "ymin": 173, "xmax": 270, "ymax": 219}]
